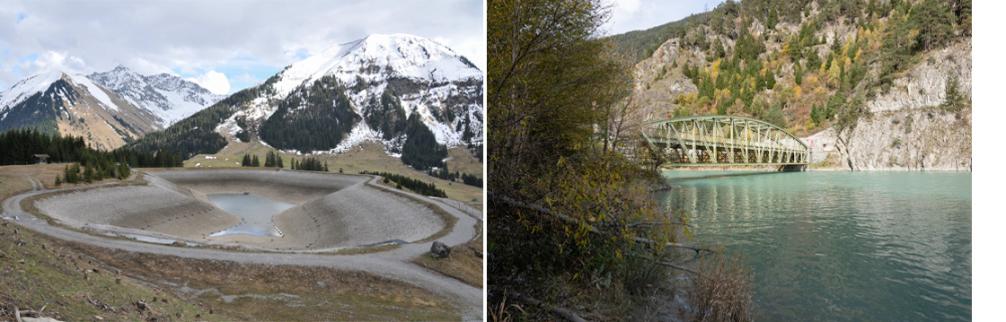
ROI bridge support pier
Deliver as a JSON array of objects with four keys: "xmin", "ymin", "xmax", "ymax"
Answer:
[{"xmin": 778, "ymin": 164, "xmax": 806, "ymax": 172}]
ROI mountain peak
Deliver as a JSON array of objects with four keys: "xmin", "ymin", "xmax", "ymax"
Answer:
[
  {"xmin": 112, "ymin": 65, "xmax": 132, "ymax": 72},
  {"xmin": 270, "ymin": 33, "xmax": 481, "ymax": 100},
  {"xmin": 88, "ymin": 66, "xmax": 224, "ymax": 127},
  {"xmin": 0, "ymin": 70, "xmax": 69, "ymax": 109}
]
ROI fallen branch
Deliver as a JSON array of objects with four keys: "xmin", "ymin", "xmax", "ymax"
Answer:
[
  {"xmin": 493, "ymin": 194, "xmax": 714, "ymax": 255},
  {"xmin": 510, "ymin": 291, "xmax": 587, "ymax": 322}
]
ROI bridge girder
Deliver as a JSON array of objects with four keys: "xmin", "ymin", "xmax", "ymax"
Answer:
[{"xmin": 640, "ymin": 115, "xmax": 809, "ymax": 167}]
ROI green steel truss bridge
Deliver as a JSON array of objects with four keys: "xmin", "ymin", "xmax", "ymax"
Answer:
[{"xmin": 639, "ymin": 115, "xmax": 809, "ymax": 169}]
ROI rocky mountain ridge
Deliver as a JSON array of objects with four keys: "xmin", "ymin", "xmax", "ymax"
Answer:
[
  {"xmin": 0, "ymin": 67, "xmax": 225, "ymax": 151},
  {"xmin": 128, "ymin": 33, "xmax": 484, "ymax": 170},
  {"xmin": 89, "ymin": 66, "xmax": 225, "ymax": 127},
  {"xmin": 0, "ymin": 71, "xmax": 161, "ymax": 150}
]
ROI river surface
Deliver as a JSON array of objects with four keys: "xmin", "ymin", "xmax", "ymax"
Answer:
[
  {"xmin": 658, "ymin": 171, "xmax": 971, "ymax": 321},
  {"xmin": 206, "ymin": 193, "xmax": 294, "ymax": 237}
]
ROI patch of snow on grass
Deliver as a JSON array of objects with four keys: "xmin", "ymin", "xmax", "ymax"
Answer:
[{"xmin": 311, "ymin": 123, "xmax": 379, "ymax": 155}]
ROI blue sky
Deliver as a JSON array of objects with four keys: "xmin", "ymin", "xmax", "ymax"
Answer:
[
  {"xmin": 0, "ymin": 0, "xmax": 484, "ymax": 94},
  {"xmin": 602, "ymin": 0, "xmax": 727, "ymax": 35}
]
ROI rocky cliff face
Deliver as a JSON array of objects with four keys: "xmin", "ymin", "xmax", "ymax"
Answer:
[
  {"xmin": 814, "ymin": 40, "xmax": 972, "ymax": 171},
  {"xmin": 839, "ymin": 108, "xmax": 970, "ymax": 170}
]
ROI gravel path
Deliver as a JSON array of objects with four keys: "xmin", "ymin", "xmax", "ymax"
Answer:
[{"xmin": 2, "ymin": 173, "xmax": 484, "ymax": 320}]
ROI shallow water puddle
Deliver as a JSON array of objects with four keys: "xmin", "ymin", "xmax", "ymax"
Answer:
[{"xmin": 207, "ymin": 193, "xmax": 294, "ymax": 237}]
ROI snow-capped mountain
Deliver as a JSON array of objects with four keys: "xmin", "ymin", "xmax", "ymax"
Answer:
[
  {"xmin": 0, "ymin": 70, "xmax": 160, "ymax": 150},
  {"xmin": 89, "ymin": 66, "xmax": 225, "ymax": 127},
  {"xmin": 131, "ymin": 33, "xmax": 483, "ymax": 169},
  {"xmin": 230, "ymin": 33, "xmax": 483, "ymax": 152}
]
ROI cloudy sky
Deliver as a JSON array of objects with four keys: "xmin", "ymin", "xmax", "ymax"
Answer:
[
  {"xmin": 601, "ymin": 0, "xmax": 726, "ymax": 35},
  {"xmin": 0, "ymin": 0, "xmax": 484, "ymax": 94}
]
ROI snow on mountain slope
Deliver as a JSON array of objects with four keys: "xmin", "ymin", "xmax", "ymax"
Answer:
[
  {"xmin": 227, "ymin": 33, "xmax": 483, "ymax": 154},
  {"xmin": 0, "ymin": 70, "xmax": 64, "ymax": 112},
  {"xmin": 271, "ymin": 33, "xmax": 481, "ymax": 99},
  {"xmin": 0, "ymin": 70, "xmax": 161, "ymax": 150},
  {"xmin": 89, "ymin": 66, "xmax": 225, "ymax": 127},
  {"xmin": 1, "ymin": 70, "xmax": 128, "ymax": 117},
  {"xmin": 66, "ymin": 73, "xmax": 119, "ymax": 111},
  {"xmin": 129, "ymin": 33, "xmax": 483, "ymax": 163}
]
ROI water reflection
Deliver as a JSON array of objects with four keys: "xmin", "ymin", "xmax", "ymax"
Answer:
[
  {"xmin": 207, "ymin": 193, "xmax": 295, "ymax": 237},
  {"xmin": 657, "ymin": 171, "xmax": 971, "ymax": 321}
]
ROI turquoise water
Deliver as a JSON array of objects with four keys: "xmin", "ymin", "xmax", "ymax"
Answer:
[
  {"xmin": 206, "ymin": 193, "xmax": 294, "ymax": 237},
  {"xmin": 658, "ymin": 171, "xmax": 971, "ymax": 321}
]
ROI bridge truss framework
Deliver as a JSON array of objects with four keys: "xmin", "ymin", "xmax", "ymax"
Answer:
[{"xmin": 640, "ymin": 116, "xmax": 809, "ymax": 168}]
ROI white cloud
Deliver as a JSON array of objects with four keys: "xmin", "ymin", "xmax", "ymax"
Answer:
[
  {"xmin": 0, "ymin": 0, "xmax": 484, "ymax": 90},
  {"xmin": 186, "ymin": 71, "xmax": 230, "ymax": 95},
  {"xmin": 610, "ymin": 0, "xmax": 641, "ymax": 15},
  {"xmin": 127, "ymin": 58, "xmax": 175, "ymax": 76},
  {"xmin": 32, "ymin": 51, "xmax": 88, "ymax": 74}
]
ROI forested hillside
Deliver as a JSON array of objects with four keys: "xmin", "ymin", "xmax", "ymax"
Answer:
[
  {"xmin": 607, "ymin": 0, "xmax": 971, "ymax": 169},
  {"xmin": 125, "ymin": 77, "xmax": 278, "ymax": 159},
  {"xmin": 0, "ymin": 128, "xmax": 181, "ymax": 168},
  {"xmin": 259, "ymin": 76, "xmax": 360, "ymax": 152},
  {"xmin": 610, "ymin": 0, "xmax": 969, "ymax": 131}
]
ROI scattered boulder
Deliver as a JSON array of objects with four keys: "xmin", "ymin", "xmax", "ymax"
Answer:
[{"xmin": 430, "ymin": 241, "xmax": 451, "ymax": 259}]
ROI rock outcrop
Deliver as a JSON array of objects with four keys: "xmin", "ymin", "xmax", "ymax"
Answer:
[{"xmin": 812, "ymin": 40, "xmax": 972, "ymax": 171}]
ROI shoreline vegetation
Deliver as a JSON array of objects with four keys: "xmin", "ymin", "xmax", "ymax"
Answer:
[{"xmin": 488, "ymin": 1, "xmax": 752, "ymax": 320}]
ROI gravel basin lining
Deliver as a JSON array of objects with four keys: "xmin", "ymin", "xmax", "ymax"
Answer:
[{"xmin": 35, "ymin": 169, "xmax": 446, "ymax": 251}]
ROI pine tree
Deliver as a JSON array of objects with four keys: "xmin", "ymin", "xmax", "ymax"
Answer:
[
  {"xmin": 83, "ymin": 165, "xmax": 94, "ymax": 183},
  {"xmin": 117, "ymin": 162, "xmax": 131, "ymax": 180},
  {"xmin": 911, "ymin": 0, "xmax": 957, "ymax": 51},
  {"xmin": 252, "ymin": 155, "xmax": 260, "ymax": 167},
  {"xmin": 942, "ymin": 74, "xmax": 967, "ymax": 113},
  {"xmin": 264, "ymin": 151, "xmax": 274, "ymax": 167}
]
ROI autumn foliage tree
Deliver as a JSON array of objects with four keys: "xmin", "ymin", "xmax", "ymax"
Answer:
[{"xmin": 489, "ymin": 0, "xmax": 683, "ymax": 317}]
